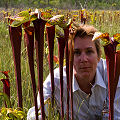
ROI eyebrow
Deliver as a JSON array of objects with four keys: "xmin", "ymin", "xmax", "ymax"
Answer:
[
  {"xmin": 74, "ymin": 46, "xmax": 94, "ymax": 50},
  {"xmin": 86, "ymin": 46, "xmax": 94, "ymax": 49}
]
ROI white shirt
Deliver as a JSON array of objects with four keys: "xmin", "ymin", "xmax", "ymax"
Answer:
[{"xmin": 27, "ymin": 59, "xmax": 120, "ymax": 120}]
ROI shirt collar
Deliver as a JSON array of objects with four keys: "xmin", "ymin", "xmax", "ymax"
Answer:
[
  {"xmin": 93, "ymin": 68, "xmax": 106, "ymax": 89},
  {"xmin": 73, "ymin": 73, "xmax": 80, "ymax": 92},
  {"xmin": 117, "ymin": 76, "xmax": 120, "ymax": 87},
  {"xmin": 72, "ymin": 67, "xmax": 107, "ymax": 93}
]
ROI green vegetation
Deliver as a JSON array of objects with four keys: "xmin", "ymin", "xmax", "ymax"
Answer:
[
  {"xmin": 0, "ymin": 9, "xmax": 120, "ymax": 119},
  {"xmin": 0, "ymin": 93, "xmax": 26, "ymax": 119},
  {"xmin": 1, "ymin": 0, "xmax": 120, "ymax": 10}
]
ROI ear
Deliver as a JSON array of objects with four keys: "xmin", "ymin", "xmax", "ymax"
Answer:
[{"xmin": 97, "ymin": 56, "xmax": 100, "ymax": 62}]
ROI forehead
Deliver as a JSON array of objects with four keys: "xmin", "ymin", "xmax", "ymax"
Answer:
[{"xmin": 74, "ymin": 36, "xmax": 96, "ymax": 49}]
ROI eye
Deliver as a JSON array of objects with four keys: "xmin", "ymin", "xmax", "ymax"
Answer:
[
  {"xmin": 74, "ymin": 50, "xmax": 81, "ymax": 56},
  {"xmin": 86, "ymin": 49, "xmax": 94, "ymax": 55}
]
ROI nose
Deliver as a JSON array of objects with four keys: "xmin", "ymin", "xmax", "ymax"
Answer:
[{"xmin": 79, "ymin": 52, "xmax": 88, "ymax": 62}]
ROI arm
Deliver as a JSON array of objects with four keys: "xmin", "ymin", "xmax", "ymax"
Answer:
[
  {"xmin": 27, "ymin": 67, "xmax": 62, "ymax": 120},
  {"xmin": 114, "ymin": 79, "xmax": 120, "ymax": 120},
  {"xmin": 27, "ymin": 74, "xmax": 52, "ymax": 120}
]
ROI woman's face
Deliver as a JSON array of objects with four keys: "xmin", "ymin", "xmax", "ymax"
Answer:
[{"xmin": 73, "ymin": 36, "xmax": 100, "ymax": 83}]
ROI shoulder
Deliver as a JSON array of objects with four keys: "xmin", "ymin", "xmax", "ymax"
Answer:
[
  {"xmin": 53, "ymin": 66, "xmax": 67, "ymax": 78},
  {"xmin": 44, "ymin": 66, "xmax": 67, "ymax": 86},
  {"xmin": 97, "ymin": 58, "xmax": 108, "ymax": 86},
  {"xmin": 97, "ymin": 58, "xmax": 107, "ymax": 71},
  {"xmin": 97, "ymin": 58, "xmax": 107, "ymax": 75}
]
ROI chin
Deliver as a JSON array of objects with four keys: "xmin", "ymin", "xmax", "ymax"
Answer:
[{"xmin": 79, "ymin": 72, "xmax": 91, "ymax": 78}]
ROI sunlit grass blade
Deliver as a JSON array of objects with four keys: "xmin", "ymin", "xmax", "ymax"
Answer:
[{"xmin": 0, "ymin": 92, "xmax": 11, "ymax": 108}]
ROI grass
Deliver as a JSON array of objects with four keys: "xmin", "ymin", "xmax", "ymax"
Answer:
[
  {"xmin": 0, "ymin": 21, "xmax": 50, "ymax": 115},
  {"xmin": 0, "ymin": 20, "xmax": 58, "ymax": 119},
  {"xmin": 0, "ymin": 9, "xmax": 120, "ymax": 119}
]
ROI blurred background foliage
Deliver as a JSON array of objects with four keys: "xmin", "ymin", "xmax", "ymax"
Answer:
[{"xmin": 0, "ymin": 0, "xmax": 120, "ymax": 10}]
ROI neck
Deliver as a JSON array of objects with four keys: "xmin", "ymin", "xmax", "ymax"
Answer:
[{"xmin": 75, "ymin": 75, "xmax": 95, "ymax": 95}]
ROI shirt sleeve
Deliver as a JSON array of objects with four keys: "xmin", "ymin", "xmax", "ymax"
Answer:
[
  {"xmin": 114, "ymin": 84, "xmax": 120, "ymax": 120},
  {"xmin": 99, "ymin": 59, "xmax": 120, "ymax": 120},
  {"xmin": 103, "ymin": 78, "xmax": 120, "ymax": 120},
  {"xmin": 27, "ymin": 73, "xmax": 52, "ymax": 120},
  {"xmin": 27, "ymin": 67, "xmax": 61, "ymax": 120}
]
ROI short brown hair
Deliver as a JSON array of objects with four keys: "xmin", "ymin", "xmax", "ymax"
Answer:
[{"xmin": 69, "ymin": 24, "xmax": 101, "ymax": 59}]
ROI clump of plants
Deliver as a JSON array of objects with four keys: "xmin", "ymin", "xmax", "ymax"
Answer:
[
  {"xmin": 93, "ymin": 32, "xmax": 120, "ymax": 120},
  {"xmin": 0, "ymin": 71, "xmax": 26, "ymax": 120},
  {"xmin": 5, "ymin": 8, "xmax": 73, "ymax": 120}
]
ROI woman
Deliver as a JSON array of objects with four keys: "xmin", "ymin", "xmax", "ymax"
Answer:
[{"xmin": 27, "ymin": 25, "xmax": 120, "ymax": 120}]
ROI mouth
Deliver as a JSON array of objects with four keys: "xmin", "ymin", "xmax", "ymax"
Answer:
[{"xmin": 80, "ymin": 67, "xmax": 92, "ymax": 69}]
